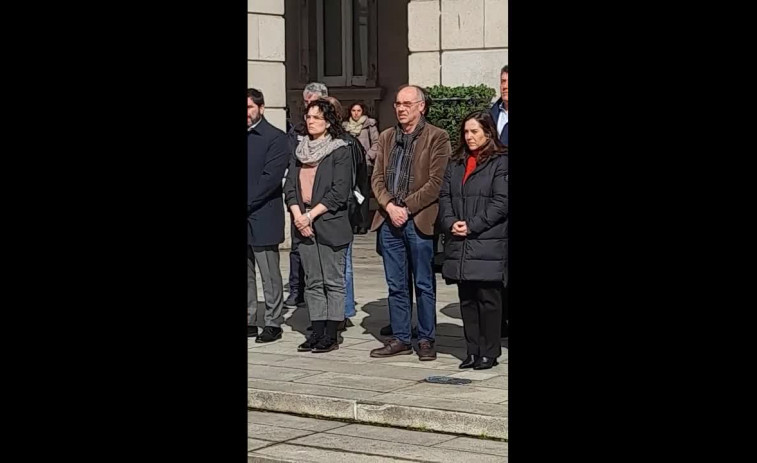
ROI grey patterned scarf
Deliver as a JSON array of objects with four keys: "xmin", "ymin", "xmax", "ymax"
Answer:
[
  {"xmin": 295, "ymin": 135, "xmax": 347, "ymax": 166},
  {"xmin": 385, "ymin": 118, "xmax": 426, "ymax": 206}
]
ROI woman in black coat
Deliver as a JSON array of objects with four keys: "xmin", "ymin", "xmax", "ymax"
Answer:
[{"xmin": 438, "ymin": 110, "xmax": 508, "ymax": 370}]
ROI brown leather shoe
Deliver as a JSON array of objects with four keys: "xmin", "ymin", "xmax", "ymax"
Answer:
[
  {"xmin": 417, "ymin": 340, "xmax": 436, "ymax": 361},
  {"xmin": 370, "ymin": 338, "xmax": 413, "ymax": 358}
]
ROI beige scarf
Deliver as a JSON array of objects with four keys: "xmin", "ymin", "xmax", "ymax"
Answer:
[{"xmin": 344, "ymin": 115, "xmax": 368, "ymax": 137}]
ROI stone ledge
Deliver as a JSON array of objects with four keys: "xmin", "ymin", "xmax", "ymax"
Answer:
[
  {"xmin": 248, "ymin": 455, "xmax": 297, "ymax": 463},
  {"xmin": 248, "ymin": 388, "xmax": 508, "ymax": 440},
  {"xmin": 249, "ymin": 389, "xmax": 356, "ymax": 420},
  {"xmin": 357, "ymin": 401, "xmax": 507, "ymax": 440}
]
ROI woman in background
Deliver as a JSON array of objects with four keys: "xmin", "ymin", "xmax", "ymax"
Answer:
[{"xmin": 343, "ymin": 102, "xmax": 379, "ymax": 235}]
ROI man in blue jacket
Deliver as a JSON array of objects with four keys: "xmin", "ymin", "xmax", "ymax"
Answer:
[
  {"xmin": 490, "ymin": 65, "xmax": 508, "ymax": 146},
  {"xmin": 248, "ymin": 88, "xmax": 290, "ymax": 342}
]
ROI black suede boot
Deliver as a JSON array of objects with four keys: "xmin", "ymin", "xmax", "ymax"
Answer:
[
  {"xmin": 299, "ymin": 320, "xmax": 325, "ymax": 352},
  {"xmin": 313, "ymin": 320, "xmax": 339, "ymax": 353}
]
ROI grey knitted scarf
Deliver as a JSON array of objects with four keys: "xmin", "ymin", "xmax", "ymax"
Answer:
[{"xmin": 295, "ymin": 135, "xmax": 347, "ymax": 166}]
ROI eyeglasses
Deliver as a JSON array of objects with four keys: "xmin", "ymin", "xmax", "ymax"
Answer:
[
  {"xmin": 393, "ymin": 100, "xmax": 423, "ymax": 109},
  {"xmin": 304, "ymin": 114, "xmax": 325, "ymax": 121}
]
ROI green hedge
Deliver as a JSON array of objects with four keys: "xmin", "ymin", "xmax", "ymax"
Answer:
[{"xmin": 424, "ymin": 84, "xmax": 497, "ymax": 153}]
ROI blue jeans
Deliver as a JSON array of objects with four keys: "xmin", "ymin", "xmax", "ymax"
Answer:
[
  {"xmin": 378, "ymin": 220, "xmax": 436, "ymax": 344},
  {"xmin": 344, "ymin": 241, "xmax": 356, "ymax": 318}
]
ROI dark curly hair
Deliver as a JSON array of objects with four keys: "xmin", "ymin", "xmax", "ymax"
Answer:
[
  {"xmin": 322, "ymin": 96, "xmax": 344, "ymax": 123},
  {"xmin": 452, "ymin": 110, "xmax": 507, "ymax": 163},
  {"xmin": 304, "ymin": 99, "xmax": 346, "ymax": 139},
  {"xmin": 348, "ymin": 101, "xmax": 369, "ymax": 119}
]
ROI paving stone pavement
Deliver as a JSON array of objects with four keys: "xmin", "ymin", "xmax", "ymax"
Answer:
[
  {"xmin": 248, "ymin": 410, "xmax": 508, "ymax": 462},
  {"xmin": 249, "ymin": 233, "xmax": 508, "ymax": 440}
]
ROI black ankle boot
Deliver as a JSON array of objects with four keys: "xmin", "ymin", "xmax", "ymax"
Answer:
[
  {"xmin": 311, "ymin": 320, "xmax": 326, "ymax": 337},
  {"xmin": 300, "ymin": 321, "xmax": 326, "ymax": 351},
  {"xmin": 313, "ymin": 320, "xmax": 340, "ymax": 353},
  {"xmin": 325, "ymin": 320, "xmax": 339, "ymax": 340}
]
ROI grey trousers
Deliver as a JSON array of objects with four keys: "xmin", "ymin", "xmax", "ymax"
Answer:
[
  {"xmin": 247, "ymin": 245, "xmax": 284, "ymax": 328},
  {"xmin": 298, "ymin": 239, "xmax": 347, "ymax": 322}
]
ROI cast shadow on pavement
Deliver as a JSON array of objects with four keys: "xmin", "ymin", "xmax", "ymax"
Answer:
[
  {"xmin": 283, "ymin": 302, "xmax": 310, "ymax": 339},
  {"xmin": 281, "ymin": 295, "xmax": 507, "ymax": 355},
  {"xmin": 358, "ymin": 299, "xmax": 477, "ymax": 361}
]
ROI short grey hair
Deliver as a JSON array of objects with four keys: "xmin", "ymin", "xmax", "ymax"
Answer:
[{"xmin": 303, "ymin": 82, "xmax": 328, "ymax": 99}]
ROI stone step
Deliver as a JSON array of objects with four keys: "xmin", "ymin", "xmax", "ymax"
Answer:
[
  {"xmin": 248, "ymin": 387, "xmax": 507, "ymax": 440},
  {"xmin": 248, "ymin": 455, "xmax": 300, "ymax": 463},
  {"xmin": 248, "ymin": 411, "xmax": 508, "ymax": 462}
]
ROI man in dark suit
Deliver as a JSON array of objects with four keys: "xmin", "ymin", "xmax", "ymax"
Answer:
[
  {"xmin": 490, "ymin": 65, "xmax": 508, "ymax": 147},
  {"xmin": 490, "ymin": 66, "xmax": 509, "ymax": 338},
  {"xmin": 248, "ymin": 88, "xmax": 289, "ymax": 342}
]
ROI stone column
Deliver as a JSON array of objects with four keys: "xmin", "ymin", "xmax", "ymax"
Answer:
[
  {"xmin": 248, "ymin": 0, "xmax": 291, "ymax": 250},
  {"xmin": 248, "ymin": 0, "xmax": 287, "ymax": 131}
]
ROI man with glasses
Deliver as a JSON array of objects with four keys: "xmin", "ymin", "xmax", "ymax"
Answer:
[{"xmin": 368, "ymin": 85, "xmax": 451, "ymax": 361}]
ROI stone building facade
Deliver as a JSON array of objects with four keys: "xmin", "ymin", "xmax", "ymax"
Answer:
[
  {"xmin": 408, "ymin": 0, "xmax": 507, "ymax": 94},
  {"xmin": 248, "ymin": 0, "xmax": 287, "ymax": 131},
  {"xmin": 248, "ymin": 0, "xmax": 507, "ymax": 248},
  {"xmin": 249, "ymin": 0, "xmax": 507, "ymax": 131}
]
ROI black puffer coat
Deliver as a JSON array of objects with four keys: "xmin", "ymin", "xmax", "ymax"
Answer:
[{"xmin": 438, "ymin": 153, "xmax": 508, "ymax": 282}]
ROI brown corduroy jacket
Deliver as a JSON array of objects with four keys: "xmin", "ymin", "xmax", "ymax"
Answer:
[{"xmin": 370, "ymin": 122, "xmax": 451, "ymax": 236}]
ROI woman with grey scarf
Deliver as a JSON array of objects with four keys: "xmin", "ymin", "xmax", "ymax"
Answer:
[{"xmin": 284, "ymin": 99, "xmax": 354, "ymax": 353}]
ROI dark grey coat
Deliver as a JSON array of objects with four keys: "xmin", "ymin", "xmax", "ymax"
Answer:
[{"xmin": 438, "ymin": 153, "xmax": 508, "ymax": 282}]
